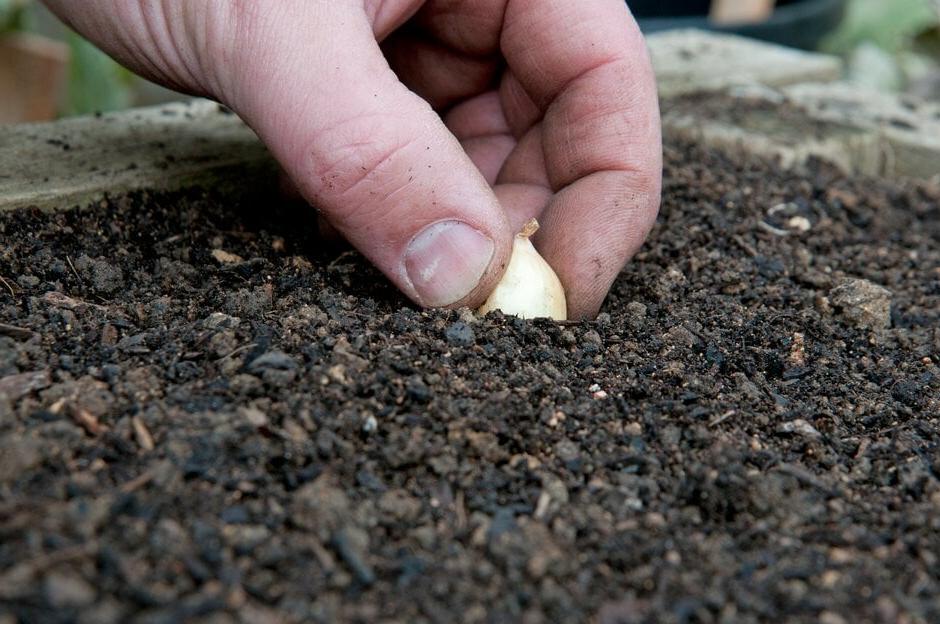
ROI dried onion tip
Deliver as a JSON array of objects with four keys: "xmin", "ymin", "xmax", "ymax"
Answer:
[{"xmin": 477, "ymin": 219, "xmax": 567, "ymax": 321}]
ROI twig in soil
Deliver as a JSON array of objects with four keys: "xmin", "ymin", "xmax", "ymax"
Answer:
[
  {"xmin": 455, "ymin": 490, "xmax": 467, "ymax": 532},
  {"xmin": 327, "ymin": 250, "xmax": 359, "ymax": 272},
  {"xmin": 119, "ymin": 470, "xmax": 155, "ymax": 494},
  {"xmin": 52, "ymin": 399, "xmax": 109, "ymax": 436},
  {"xmin": 731, "ymin": 235, "xmax": 758, "ymax": 258},
  {"xmin": 757, "ymin": 221, "xmax": 790, "ymax": 237},
  {"xmin": 864, "ymin": 421, "xmax": 913, "ymax": 439},
  {"xmin": 0, "ymin": 275, "xmax": 17, "ymax": 297},
  {"xmin": 0, "ymin": 323, "xmax": 33, "ymax": 340},
  {"xmin": 309, "ymin": 539, "xmax": 336, "ymax": 571},
  {"xmin": 330, "ymin": 530, "xmax": 376, "ymax": 586},
  {"xmin": 708, "ymin": 410, "xmax": 737, "ymax": 427},
  {"xmin": 854, "ymin": 438, "xmax": 870, "ymax": 459},
  {"xmin": 65, "ymin": 255, "xmax": 82, "ymax": 282},
  {"xmin": 772, "ymin": 463, "xmax": 840, "ymax": 497},
  {"xmin": 40, "ymin": 292, "xmax": 112, "ymax": 317},
  {"xmin": 132, "ymin": 416, "xmax": 155, "ymax": 452},
  {"xmin": 216, "ymin": 342, "xmax": 257, "ymax": 361},
  {"xmin": 0, "ymin": 542, "xmax": 97, "ymax": 583},
  {"xmin": 75, "ymin": 408, "xmax": 108, "ymax": 436}
]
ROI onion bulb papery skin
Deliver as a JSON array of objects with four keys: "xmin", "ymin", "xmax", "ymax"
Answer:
[{"xmin": 477, "ymin": 220, "xmax": 567, "ymax": 321}]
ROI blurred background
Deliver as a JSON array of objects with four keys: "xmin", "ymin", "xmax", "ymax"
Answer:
[{"xmin": 2, "ymin": 0, "xmax": 940, "ymax": 124}]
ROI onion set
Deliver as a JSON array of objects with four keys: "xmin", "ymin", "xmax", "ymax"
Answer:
[{"xmin": 477, "ymin": 219, "xmax": 567, "ymax": 321}]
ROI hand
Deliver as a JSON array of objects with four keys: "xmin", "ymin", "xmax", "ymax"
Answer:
[{"xmin": 42, "ymin": 0, "xmax": 661, "ymax": 319}]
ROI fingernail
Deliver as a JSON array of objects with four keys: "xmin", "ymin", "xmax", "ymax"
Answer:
[{"xmin": 404, "ymin": 220, "xmax": 494, "ymax": 307}]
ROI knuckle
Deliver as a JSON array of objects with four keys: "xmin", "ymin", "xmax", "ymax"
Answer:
[{"xmin": 307, "ymin": 114, "xmax": 419, "ymax": 212}]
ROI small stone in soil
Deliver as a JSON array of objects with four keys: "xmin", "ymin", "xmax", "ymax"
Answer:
[
  {"xmin": 247, "ymin": 351, "xmax": 298, "ymax": 372},
  {"xmin": 830, "ymin": 278, "xmax": 892, "ymax": 329},
  {"xmin": 74, "ymin": 255, "xmax": 125, "ymax": 295},
  {"xmin": 331, "ymin": 527, "xmax": 375, "ymax": 586},
  {"xmin": 444, "ymin": 321, "xmax": 475, "ymax": 347},
  {"xmin": 43, "ymin": 572, "xmax": 96, "ymax": 609}
]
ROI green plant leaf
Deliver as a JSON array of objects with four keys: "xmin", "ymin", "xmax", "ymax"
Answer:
[
  {"xmin": 822, "ymin": 0, "xmax": 939, "ymax": 54},
  {"xmin": 64, "ymin": 33, "xmax": 133, "ymax": 116}
]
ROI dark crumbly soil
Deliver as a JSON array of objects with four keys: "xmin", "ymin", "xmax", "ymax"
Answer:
[{"xmin": 1, "ymin": 141, "xmax": 939, "ymax": 624}]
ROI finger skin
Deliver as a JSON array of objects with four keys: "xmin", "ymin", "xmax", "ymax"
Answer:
[
  {"xmin": 500, "ymin": 0, "xmax": 662, "ymax": 319},
  {"xmin": 227, "ymin": 3, "xmax": 513, "ymax": 308},
  {"xmin": 42, "ymin": 0, "xmax": 514, "ymax": 310},
  {"xmin": 401, "ymin": 0, "xmax": 662, "ymax": 318},
  {"xmin": 41, "ymin": 0, "xmax": 662, "ymax": 318}
]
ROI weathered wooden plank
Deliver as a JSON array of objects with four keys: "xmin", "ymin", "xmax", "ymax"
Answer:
[
  {"xmin": 0, "ymin": 99, "xmax": 275, "ymax": 211},
  {"xmin": 647, "ymin": 29, "xmax": 842, "ymax": 97},
  {"xmin": 661, "ymin": 86, "xmax": 884, "ymax": 177},
  {"xmin": 785, "ymin": 82, "xmax": 940, "ymax": 179},
  {"xmin": 662, "ymin": 81, "xmax": 940, "ymax": 180},
  {"xmin": 4, "ymin": 30, "xmax": 931, "ymax": 215}
]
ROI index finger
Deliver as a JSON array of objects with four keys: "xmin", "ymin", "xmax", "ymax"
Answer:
[{"xmin": 500, "ymin": 0, "xmax": 662, "ymax": 319}]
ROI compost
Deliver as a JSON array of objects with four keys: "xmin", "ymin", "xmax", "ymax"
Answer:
[{"xmin": 1, "ymin": 140, "xmax": 938, "ymax": 623}]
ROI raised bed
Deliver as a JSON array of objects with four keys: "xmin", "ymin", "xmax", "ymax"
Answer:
[{"xmin": 0, "ymin": 29, "xmax": 938, "ymax": 624}]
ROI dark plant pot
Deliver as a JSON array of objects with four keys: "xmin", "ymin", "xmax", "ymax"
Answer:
[{"xmin": 630, "ymin": 0, "xmax": 847, "ymax": 50}]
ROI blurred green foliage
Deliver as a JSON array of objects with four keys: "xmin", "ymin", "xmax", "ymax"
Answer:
[
  {"xmin": 64, "ymin": 33, "xmax": 134, "ymax": 116},
  {"xmin": 2, "ymin": 0, "xmax": 135, "ymax": 116},
  {"xmin": 822, "ymin": 0, "xmax": 939, "ymax": 54},
  {"xmin": 0, "ymin": 0, "xmax": 26, "ymax": 31},
  {"xmin": 4, "ymin": 0, "xmax": 940, "ymax": 117}
]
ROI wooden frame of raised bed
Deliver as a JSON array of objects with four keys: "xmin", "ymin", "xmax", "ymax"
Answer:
[{"xmin": 3, "ymin": 29, "xmax": 939, "ymax": 216}]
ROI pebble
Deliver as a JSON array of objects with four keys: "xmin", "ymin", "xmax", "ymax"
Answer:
[
  {"xmin": 220, "ymin": 505, "xmax": 250, "ymax": 524},
  {"xmin": 486, "ymin": 508, "xmax": 518, "ymax": 544},
  {"xmin": 787, "ymin": 216, "xmax": 812, "ymax": 232},
  {"xmin": 211, "ymin": 249, "xmax": 244, "ymax": 264},
  {"xmin": 625, "ymin": 302, "xmax": 648, "ymax": 329},
  {"xmin": 224, "ymin": 525, "xmax": 271, "ymax": 554},
  {"xmin": 291, "ymin": 476, "xmax": 351, "ymax": 537},
  {"xmin": 776, "ymin": 418, "xmax": 823, "ymax": 440},
  {"xmin": 378, "ymin": 489, "xmax": 422, "ymax": 521},
  {"xmin": 248, "ymin": 351, "xmax": 298, "ymax": 372},
  {"xmin": 534, "ymin": 474, "xmax": 569, "ymax": 520},
  {"xmin": 0, "ymin": 435, "xmax": 42, "ymax": 482},
  {"xmin": 554, "ymin": 439, "xmax": 581, "ymax": 463},
  {"xmin": 655, "ymin": 268, "xmax": 686, "ymax": 299},
  {"xmin": 224, "ymin": 286, "xmax": 272, "ymax": 318},
  {"xmin": 624, "ymin": 422, "xmax": 643, "ymax": 437},
  {"xmin": 829, "ymin": 278, "xmax": 892, "ymax": 329},
  {"xmin": 582, "ymin": 330, "xmax": 603, "ymax": 346},
  {"xmin": 44, "ymin": 572, "xmax": 96, "ymax": 609},
  {"xmin": 331, "ymin": 527, "xmax": 375, "ymax": 586},
  {"xmin": 238, "ymin": 406, "xmax": 269, "ymax": 428},
  {"xmin": 0, "ymin": 394, "xmax": 12, "ymax": 428},
  {"xmin": 17, "ymin": 275, "xmax": 40, "ymax": 288},
  {"xmin": 819, "ymin": 612, "xmax": 848, "ymax": 624},
  {"xmin": 664, "ymin": 325, "xmax": 700, "ymax": 349},
  {"xmin": 116, "ymin": 333, "xmax": 150, "ymax": 354},
  {"xmin": 406, "ymin": 376, "xmax": 431, "ymax": 403},
  {"xmin": 0, "ymin": 370, "xmax": 51, "ymax": 401},
  {"xmin": 444, "ymin": 322, "xmax": 475, "ymax": 347},
  {"xmin": 74, "ymin": 255, "xmax": 124, "ymax": 295},
  {"xmin": 202, "ymin": 312, "xmax": 241, "ymax": 330},
  {"xmin": 75, "ymin": 599, "xmax": 125, "ymax": 624}
]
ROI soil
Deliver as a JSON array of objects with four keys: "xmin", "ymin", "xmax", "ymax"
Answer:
[{"xmin": 0, "ymin": 140, "xmax": 938, "ymax": 624}]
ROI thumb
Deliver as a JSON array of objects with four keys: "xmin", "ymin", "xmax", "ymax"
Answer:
[{"xmin": 225, "ymin": 4, "xmax": 512, "ymax": 308}]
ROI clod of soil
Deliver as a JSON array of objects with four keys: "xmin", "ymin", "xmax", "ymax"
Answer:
[{"xmin": 0, "ymin": 140, "xmax": 938, "ymax": 623}]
